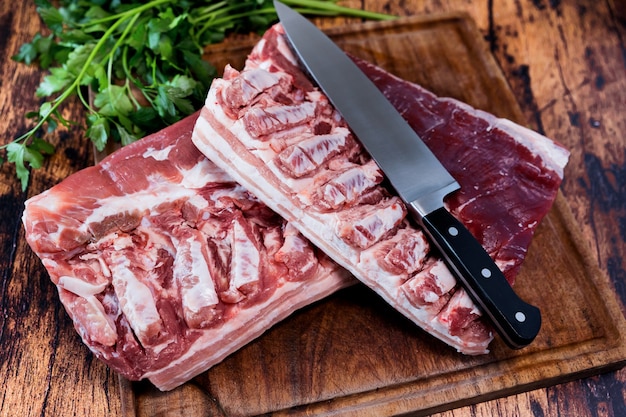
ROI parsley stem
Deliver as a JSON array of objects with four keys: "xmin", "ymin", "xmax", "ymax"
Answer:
[
  {"xmin": 121, "ymin": 46, "xmax": 146, "ymax": 110},
  {"xmin": 280, "ymin": 0, "xmax": 394, "ymax": 20},
  {"xmin": 103, "ymin": 12, "xmax": 143, "ymax": 113},
  {"xmin": 194, "ymin": 7, "xmax": 278, "ymax": 41},
  {"xmin": 187, "ymin": 1, "xmax": 233, "ymax": 25},
  {"xmin": 78, "ymin": 0, "xmax": 173, "ymax": 27}
]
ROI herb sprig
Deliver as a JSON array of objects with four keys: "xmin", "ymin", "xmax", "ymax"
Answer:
[{"xmin": 6, "ymin": 0, "xmax": 394, "ymax": 191}]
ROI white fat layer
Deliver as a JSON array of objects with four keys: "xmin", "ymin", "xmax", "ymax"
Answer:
[
  {"xmin": 299, "ymin": 128, "xmax": 349, "ymax": 165},
  {"xmin": 179, "ymin": 158, "xmax": 226, "ymax": 188},
  {"xmin": 138, "ymin": 221, "xmax": 176, "ymax": 256},
  {"xmin": 336, "ymin": 201, "xmax": 405, "ymax": 248},
  {"xmin": 230, "ymin": 218, "xmax": 260, "ymax": 290},
  {"xmin": 142, "ymin": 144, "xmax": 174, "ymax": 161},
  {"xmin": 280, "ymin": 225, "xmax": 308, "ymax": 253},
  {"xmin": 81, "ymin": 185, "xmax": 194, "ymax": 230},
  {"xmin": 496, "ymin": 257, "xmax": 517, "ymax": 273},
  {"xmin": 441, "ymin": 288, "xmax": 482, "ymax": 319},
  {"xmin": 58, "ymin": 275, "xmax": 108, "ymax": 297},
  {"xmin": 80, "ymin": 295, "xmax": 117, "ymax": 347},
  {"xmin": 332, "ymin": 160, "xmax": 380, "ymax": 200},
  {"xmin": 174, "ymin": 237, "xmax": 219, "ymax": 315},
  {"xmin": 275, "ymin": 33, "xmax": 298, "ymax": 66},
  {"xmin": 144, "ymin": 267, "xmax": 354, "ymax": 390},
  {"xmin": 112, "ymin": 234, "xmax": 134, "ymax": 251},
  {"xmin": 42, "ymin": 258, "xmax": 58, "ymax": 269},
  {"xmin": 430, "ymin": 260, "xmax": 457, "ymax": 294},
  {"xmin": 23, "ymin": 193, "xmax": 73, "ymax": 249},
  {"xmin": 187, "ymin": 194, "xmax": 209, "ymax": 209},
  {"xmin": 109, "ymin": 252, "xmax": 162, "ymax": 346}
]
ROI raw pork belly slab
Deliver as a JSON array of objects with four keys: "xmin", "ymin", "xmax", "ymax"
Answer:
[
  {"xmin": 22, "ymin": 113, "xmax": 353, "ymax": 391},
  {"xmin": 192, "ymin": 24, "xmax": 570, "ymax": 354}
]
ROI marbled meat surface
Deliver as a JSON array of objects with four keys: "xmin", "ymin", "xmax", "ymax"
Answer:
[
  {"xmin": 192, "ymin": 24, "xmax": 570, "ymax": 354},
  {"xmin": 22, "ymin": 113, "xmax": 354, "ymax": 390}
]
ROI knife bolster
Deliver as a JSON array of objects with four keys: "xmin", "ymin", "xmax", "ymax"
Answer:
[{"xmin": 406, "ymin": 181, "xmax": 460, "ymax": 218}]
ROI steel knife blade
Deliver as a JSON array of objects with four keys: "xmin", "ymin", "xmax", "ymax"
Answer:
[{"xmin": 274, "ymin": 0, "xmax": 541, "ymax": 349}]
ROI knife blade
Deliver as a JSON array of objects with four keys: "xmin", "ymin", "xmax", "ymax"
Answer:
[{"xmin": 274, "ymin": 0, "xmax": 541, "ymax": 349}]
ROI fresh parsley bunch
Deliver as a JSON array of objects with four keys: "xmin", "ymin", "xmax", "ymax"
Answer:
[{"xmin": 6, "ymin": 0, "xmax": 393, "ymax": 191}]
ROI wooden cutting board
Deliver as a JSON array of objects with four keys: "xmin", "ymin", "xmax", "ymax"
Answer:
[{"xmin": 118, "ymin": 13, "xmax": 626, "ymax": 417}]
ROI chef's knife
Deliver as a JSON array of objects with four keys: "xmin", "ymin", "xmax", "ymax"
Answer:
[{"xmin": 274, "ymin": 0, "xmax": 541, "ymax": 349}]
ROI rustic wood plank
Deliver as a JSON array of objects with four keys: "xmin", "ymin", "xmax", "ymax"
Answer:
[{"xmin": 1, "ymin": 1, "xmax": 625, "ymax": 416}]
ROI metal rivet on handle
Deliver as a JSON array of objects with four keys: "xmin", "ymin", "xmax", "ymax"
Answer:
[
  {"xmin": 448, "ymin": 226, "xmax": 459, "ymax": 236},
  {"xmin": 481, "ymin": 268, "xmax": 492, "ymax": 278},
  {"xmin": 515, "ymin": 312, "xmax": 527, "ymax": 322}
]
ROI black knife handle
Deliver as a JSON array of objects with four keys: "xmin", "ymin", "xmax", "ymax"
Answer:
[{"xmin": 420, "ymin": 207, "xmax": 541, "ymax": 349}]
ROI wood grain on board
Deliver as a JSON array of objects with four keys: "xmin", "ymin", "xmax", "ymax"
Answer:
[{"xmin": 115, "ymin": 14, "xmax": 626, "ymax": 417}]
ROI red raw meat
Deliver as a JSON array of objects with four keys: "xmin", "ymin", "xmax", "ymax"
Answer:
[
  {"xmin": 192, "ymin": 24, "xmax": 569, "ymax": 354},
  {"xmin": 22, "ymin": 113, "xmax": 354, "ymax": 391}
]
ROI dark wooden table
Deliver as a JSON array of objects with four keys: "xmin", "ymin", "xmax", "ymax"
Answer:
[{"xmin": 1, "ymin": 1, "xmax": 625, "ymax": 416}]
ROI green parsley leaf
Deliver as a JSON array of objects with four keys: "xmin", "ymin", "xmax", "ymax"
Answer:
[
  {"xmin": 12, "ymin": 40, "xmax": 38, "ymax": 65},
  {"xmin": 6, "ymin": 0, "xmax": 394, "ymax": 191},
  {"xmin": 37, "ymin": 5, "xmax": 64, "ymax": 35},
  {"xmin": 36, "ymin": 67, "xmax": 74, "ymax": 96},
  {"xmin": 32, "ymin": 137, "xmax": 56, "ymax": 156},
  {"xmin": 93, "ymin": 85, "xmax": 134, "ymax": 117},
  {"xmin": 86, "ymin": 115, "xmax": 110, "ymax": 152},
  {"xmin": 7, "ymin": 142, "xmax": 34, "ymax": 189},
  {"xmin": 116, "ymin": 125, "xmax": 136, "ymax": 146}
]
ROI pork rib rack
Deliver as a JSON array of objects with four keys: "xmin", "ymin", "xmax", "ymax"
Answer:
[
  {"xmin": 192, "ymin": 24, "xmax": 570, "ymax": 355},
  {"xmin": 22, "ymin": 113, "xmax": 354, "ymax": 391}
]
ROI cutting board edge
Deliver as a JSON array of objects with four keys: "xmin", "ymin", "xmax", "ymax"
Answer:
[
  {"xmin": 550, "ymin": 191, "xmax": 626, "ymax": 344},
  {"xmin": 265, "ymin": 190, "xmax": 626, "ymax": 416},
  {"xmin": 265, "ymin": 347, "xmax": 626, "ymax": 417}
]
